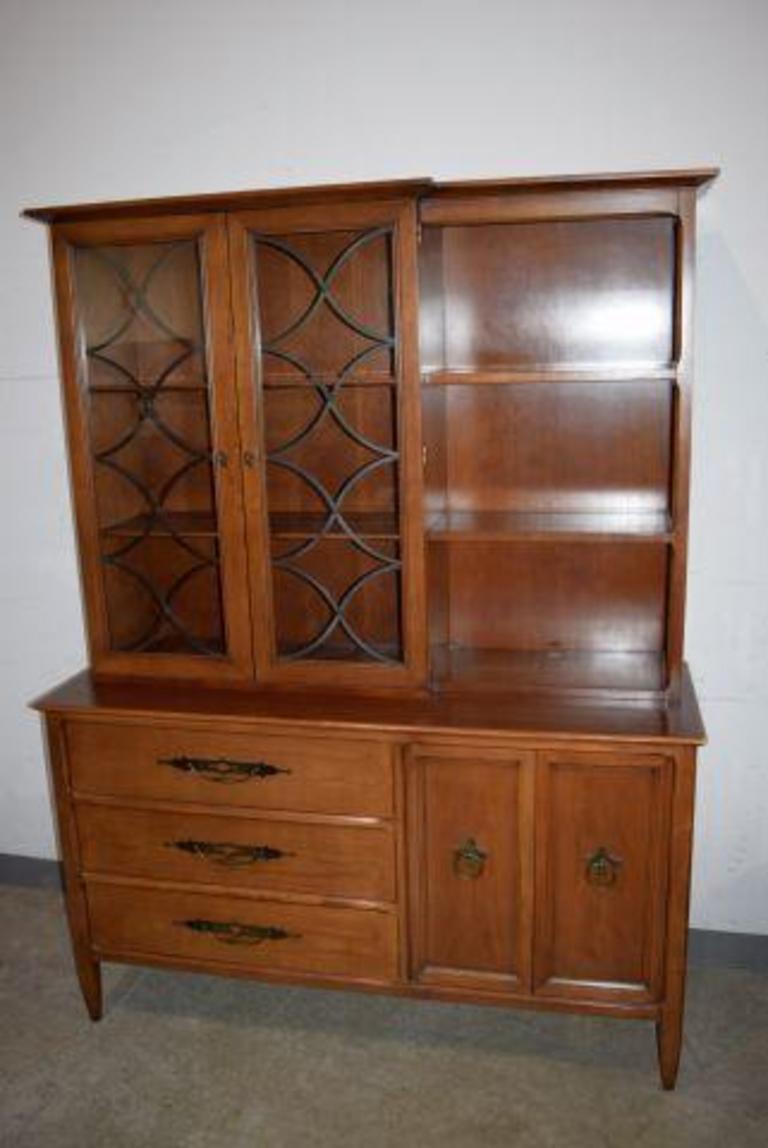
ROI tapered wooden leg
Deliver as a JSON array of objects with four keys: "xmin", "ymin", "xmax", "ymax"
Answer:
[
  {"xmin": 656, "ymin": 1010, "xmax": 683, "ymax": 1090},
  {"xmin": 74, "ymin": 951, "xmax": 103, "ymax": 1021},
  {"xmin": 655, "ymin": 748, "xmax": 697, "ymax": 1090},
  {"xmin": 43, "ymin": 716, "xmax": 104, "ymax": 1021}
]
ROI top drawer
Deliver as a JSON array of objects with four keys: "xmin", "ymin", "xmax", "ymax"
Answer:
[{"xmin": 64, "ymin": 721, "xmax": 393, "ymax": 817}]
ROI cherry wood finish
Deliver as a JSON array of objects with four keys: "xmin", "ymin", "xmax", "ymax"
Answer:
[
  {"xmin": 27, "ymin": 169, "xmax": 716, "ymax": 1089},
  {"xmin": 36, "ymin": 663, "xmax": 705, "ymax": 744},
  {"xmin": 227, "ymin": 200, "xmax": 428, "ymax": 689},
  {"xmin": 49, "ymin": 214, "xmax": 253, "ymax": 683},
  {"xmin": 407, "ymin": 746, "xmax": 533, "ymax": 993},
  {"xmin": 76, "ymin": 802, "xmax": 397, "ymax": 901},
  {"xmin": 23, "ymin": 169, "xmax": 716, "ymax": 225},
  {"xmin": 65, "ymin": 720, "xmax": 394, "ymax": 816},
  {"xmin": 436, "ymin": 217, "xmax": 676, "ymax": 370},
  {"xmin": 42, "ymin": 716, "xmax": 103, "ymax": 1020},
  {"xmin": 86, "ymin": 882, "xmax": 399, "ymax": 983},
  {"xmin": 533, "ymin": 750, "xmax": 673, "ymax": 1002}
]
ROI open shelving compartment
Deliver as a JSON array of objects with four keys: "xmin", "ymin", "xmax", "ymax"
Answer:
[{"xmin": 419, "ymin": 202, "xmax": 682, "ymax": 698}]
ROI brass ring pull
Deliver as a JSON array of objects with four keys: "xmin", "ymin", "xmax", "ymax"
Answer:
[
  {"xmin": 176, "ymin": 919, "xmax": 299, "ymax": 946},
  {"xmin": 165, "ymin": 840, "xmax": 292, "ymax": 868},
  {"xmin": 158, "ymin": 756, "xmax": 291, "ymax": 784},
  {"xmin": 453, "ymin": 838, "xmax": 487, "ymax": 879},
  {"xmin": 585, "ymin": 846, "xmax": 622, "ymax": 887}
]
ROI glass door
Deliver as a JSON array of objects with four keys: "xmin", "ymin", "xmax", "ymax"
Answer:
[
  {"xmin": 229, "ymin": 199, "xmax": 426, "ymax": 687},
  {"xmin": 52, "ymin": 214, "xmax": 252, "ymax": 680}
]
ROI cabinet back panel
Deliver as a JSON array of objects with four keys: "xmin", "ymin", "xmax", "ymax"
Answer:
[
  {"xmin": 447, "ymin": 541, "xmax": 668, "ymax": 652},
  {"xmin": 253, "ymin": 229, "xmax": 395, "ymax": 380},
  {"xmin": 444, "ymin": 382, "xmax": 671, "ymax": 514},
  {"xmin": 101, "ymin": 536, "xmax": 224, "ymax": 655},
  {"xmin": 270, "ymin": 537, "xmax": 403, "ymax": 663},
  {"xmin": 263, "ymin": 385, "xmax": 398, "ymax": 513},
  {"xmin": 439, "ymin": 217, "xmax": 676, "ymax": 369}
]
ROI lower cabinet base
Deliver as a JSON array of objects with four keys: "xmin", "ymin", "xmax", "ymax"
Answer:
[{"xmin": 38, "ymin": 681, "xmax": 703, "ymax": 1092}]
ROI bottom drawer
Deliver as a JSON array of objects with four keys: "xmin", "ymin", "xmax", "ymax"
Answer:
[{"xmin": 87, "ymin": 883, "xmax": 398, "ymax": 983}]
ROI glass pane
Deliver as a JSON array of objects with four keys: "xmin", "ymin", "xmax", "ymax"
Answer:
[
  {"xmin": 251, "ymin": 226, "xmax": 404, "ymax": 665},
  {"xmin": 72, "ymin": 240, "xmax": 226, "ymax": 656}
]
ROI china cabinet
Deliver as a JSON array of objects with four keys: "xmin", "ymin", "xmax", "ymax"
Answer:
[{"xmin": 27, "ymin": 167, "xmax": 716, "ymax": 1088}]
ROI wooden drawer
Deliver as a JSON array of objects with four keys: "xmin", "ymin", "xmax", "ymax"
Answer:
[
  {"xmin": 87, "ymin": 883, "xmax": 398, "ymax": 983},
  {"xmin": 76, "ymin": 803, "xmax": 396, "ymax": 901},
  {"xmin": 65, "ymin": 721, "xmax": 393, "ymax": 816}
]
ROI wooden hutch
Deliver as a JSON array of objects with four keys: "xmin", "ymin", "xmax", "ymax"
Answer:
[{"xmin": 27, "ymin": 167, "xmax": 716, "ymax": 1088}]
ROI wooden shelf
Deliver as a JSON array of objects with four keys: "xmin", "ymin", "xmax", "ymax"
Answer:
[
  {"xmin": 423, "ymin": 365, "xmax": 677, "ymax": 386},
  {"xmin": 89, "ymin": 384, "xmax": 209, "ymax": 395},
  {"xmin": 278, "ymin": 642, "xmax": 402, "ymax": 664},
  {"xmin": 426, "ymin": 509, "xmax": 673, "ymax": 543},
  {"xmin": 102, "ymin": 511, "xmax": 218, "ymax": 538},
  {"xmin": 269, "ymin": 511, "xmax": 400, "ymax": 540},
  {"xmin": 262, "ymin": 371, "xmax": 397, "ymax": 390},
  {"xmin": 432, "ymin": 646, "xmax": 667, "ymax": 697},
  {"xmin": 141, "ymin": 634, "xmax": 225, "ymax": 656},
  {"xmin": 103, "ymin": 510, "xmax": 401, "ymax": 542}
]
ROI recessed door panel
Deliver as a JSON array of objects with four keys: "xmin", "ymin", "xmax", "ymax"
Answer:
[
  {"xmin": 408, "ymin": 747, "xmax": 533, "ymax": 992},
  {"xmin": 534, "ymin": 750, "xmax": 672, "ymax": 1002}
]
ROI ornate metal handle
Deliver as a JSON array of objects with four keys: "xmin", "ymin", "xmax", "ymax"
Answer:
[
  {"xmin": 585, "ymin": 846, "xmax": 622, "ymax": 887},
  {"xmin": 176, "ymin": 919, "xmax": 299, "ymax": 946},
  {"xmin": 158, "ymin": 756, "xmax": 291, "ymax": 784},
  {"xmin": 453, "ymin": 837, "xmax": 487, "ymax": 879},
  {"xmin": 165, "ymin": 840, "xmax": 292, "ymax": 868}
]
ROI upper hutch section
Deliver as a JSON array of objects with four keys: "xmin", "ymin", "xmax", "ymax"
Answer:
[{"xmin": 25, "ymin": 169, "xmax": 716, "ymax": 696}]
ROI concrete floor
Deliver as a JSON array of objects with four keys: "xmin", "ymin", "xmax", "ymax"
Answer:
[{"xmin": 0, "ymin": 884, "xmax": 766, "ymax": 1148}]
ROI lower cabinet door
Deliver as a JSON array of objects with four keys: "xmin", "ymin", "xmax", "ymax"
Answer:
[
  {"xmin": 534, "ymin": 750, "xmax": 673, "ymax": 1003},
  {"xmin": 407, "ymin": 746, "xmax": 533, "ymax": 993}
]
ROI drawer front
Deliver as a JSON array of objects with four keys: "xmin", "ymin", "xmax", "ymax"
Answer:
[
  {"xmin": 87, "ymin": 883, "xmax": 398, "ymax": 982},
  {"xmin": 408, "ymin": 746, "xmax": 533, "ymax": 993},
  {"xmin": 534, "ymin": 750, "xmax": 672, "ymax": 1003},
  {"xmin": 77, "ymin": 804, "xmax": 396, "ymax": 901},
  {"xmin": 66, "ymin": 721, "xmax": 393, "ymax": 816}
]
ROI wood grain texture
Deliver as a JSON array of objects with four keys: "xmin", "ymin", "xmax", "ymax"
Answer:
[
  {"xmin": 42, "ymin": 716, "xmax": 102, "ymax": 1020},
  {"xmin": 65, "ymin": 721, "xmax": 394, "ymax": 816},
  {"xmin": 656, "ymin": 745, "xmax": 698, "ymax": 1088},
  {"xmin": 27, "ymin": 170, "xmax": 716, "ymax": 1088},
  {"xmin": 407, "ymin": 745, "xmax": 533, "ymax": 993},
  {"xmin": 23, "ymin": 169, "xmax": 717, "ymax": 225},
  {"xmin": 227, "ymin": 197, "xmax": 427, "ymax": 689},
  {"xmin": 438, "ymin": 217, "xmax": 676, "ymax": 370},
  {"xmin": 533, "ymin": 749, "xmax": 673, "ymax": 1003},
  {"xmin": 34, "ymin": 666, "xmax": 706, "ymax": 744},
  {"xmin": 86, "ymin": 882, "xmax": 398, "ymax": 982},
  {"xmin": 76, "ymin": 802, "xmax": 396, "ymax": 901},
  {"xmin": 50, "ymin": 213, "xmax": 254, "ymax": 684}
]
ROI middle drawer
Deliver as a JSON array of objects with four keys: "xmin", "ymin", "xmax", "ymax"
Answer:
[{"xmin": 76, "ymin": 803, "xmax": 396, "ymax": 902}]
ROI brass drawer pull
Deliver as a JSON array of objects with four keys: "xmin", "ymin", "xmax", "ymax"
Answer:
[
  {"xmin": 453, "ymin": 837, "xmax": 487, "ymax": 879},
  {"xmin": 158, "ymin": 756, "xmax": 291, "ymax": 783},
  {"xmin": 165, "ymin": 839, "xmax": 292, "ymax": 868},
  {"xmin": 176, "ymin": 918, "xmax": 299, "ymax": 946},
  {"xmin": 585, "ymin": 846, "xmax": 622, "ymax": 887}
]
